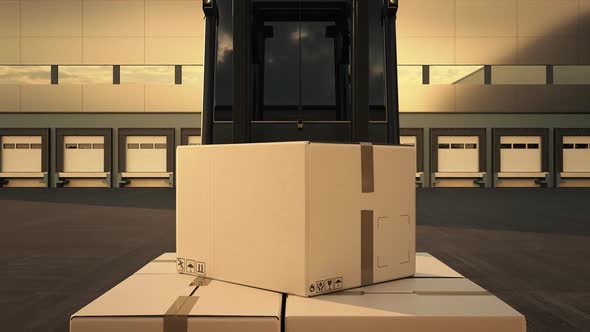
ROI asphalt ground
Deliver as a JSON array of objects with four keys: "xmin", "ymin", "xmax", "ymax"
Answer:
[{"xmin": 0, "ymin": 188, "xmax": 588, "ymax": 331}]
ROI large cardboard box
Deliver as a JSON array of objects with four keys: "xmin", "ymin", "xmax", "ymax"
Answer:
[
  {"xmin": 70, "ymin": 274, "xmax": 282, "ymax": 332},
  {"xmin": 286, "ymin": 278, "xmax": 526, "ymax": 332},
  {"xmin": 176, "ymin": 142, "xmax": 416, "ymax": 297},
  {"xmin": 415, "ymin": 252, "xmax": 464, "ymax": 278},
  {"xmin": 153, "ymin": 252, "xmax": 177, "ymax": 262},
  {"xmin": 356, "ymin": 277, "xmax": 488, "ymax": 295}
]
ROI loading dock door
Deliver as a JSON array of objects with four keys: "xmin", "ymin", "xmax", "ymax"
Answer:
[
  {"xmin": 500, "ymin": 136, "xmax": 542, "ymax": 173},
  {"xmin": 63, "ymin": 136, "xmax": 104, "ymax": 173},
  {"xmin": 563, "ymin": 136, "xmax": 590, "ymax": 172},
  {"xmin": 126, "ymin": 136, "xmax": 167, "ymax": 173},
  {"xmin": 187, "ymin": 136, "xmax": 202, "ymax": 146},
  {"xmin": 1, "ymin": 136, "xmax": 42, "ymax": 172},
  {"xmin": 437, "ymin": 136, "xmax": 479, "ymax": 173}
]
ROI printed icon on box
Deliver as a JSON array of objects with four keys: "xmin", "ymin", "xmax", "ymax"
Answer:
[
  {"xmin": 309, "ymin": 284, "xmax": 315, "ymax": 293},
  {"xmin": 335, "ymin": 277, "xmax": 343, "ymax": 289},
  {"xmin": 176, "ymin": 258, "xmax": 185, "ymax": 272},
  {"xmin": 186, "ymin": 259, "xmax": 196, "ymax": 274},
  {"xmin": 327, "ymin": 279, "xmax": 334, "ymax": 290},
  {"xmin": 196, "ymin": 262, "xmax": 206, "ymax": 275},
  {"xmin": 317, "ymin": 280, "xmax": 325, "ymax": 292}
]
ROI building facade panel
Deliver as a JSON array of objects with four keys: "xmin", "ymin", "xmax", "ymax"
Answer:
[
  {"xmin": 516, "ymin": 0, "xmax": 580, "ymax": 38},
  {"xmin": 455, "ymin": 0, "xmax": 517, "ymax": 38},
  {"xmin": 397, "ymin": 38, "xmax": 454, "ymax": 65},
  {"xmin": 455, "ymin": 38, "xmax": 517, "ymax": 65},
  {"xmin": 83, "ymin": 85, "xmax": 145, "ymax": 112},
  {"xmin": 0, "ymin": 1, "xmax": 20, "ymax": 37},
  {"xmin": 516, "ymin": 37, "xmax": 579, "ymax": 64},
  {"xmin": 145, "ymin": 0, "xmax": 204, "ymax": 38},
  {"xmin": 21, "ymin": 0, "xmax": 83, "ymax": 37},
  {"xmin": 83, "ymin": 37, "xmax": 145, "ymax": 64},
  {"xmin": 83, "ymin": 0, "xmax": 145, "ymax": 38},
  {"xmin": 145, "ymin": 37, "xmax": 204, "ymax": 65},
  {"xmin": 21, "ymin": 85, "xmax": 83, "ymax": 112},
  {"xmin": 21, "ymin": 38, "xmax": 83, "ymax": 64},
  {"xmin": 0, "ymin": 85, "xmax": 21, "ymax": 112},
  {"xmin": 145, "ymin": 85, "xmax": 202, "ymax": 113},
  {"xmin": 399, "ymin": 85, "xmax": 455, "ymax": 113},
  {"xmin": 397, "ymin": 0, "xmax": 454, "ymax": 38},
  {"xmin": 455, "ymin": 86, "xmax": 518, "ymax": 113},
  {"xmin": 0, "ymin": 38, "xmax": 20, "ymax": 63}
]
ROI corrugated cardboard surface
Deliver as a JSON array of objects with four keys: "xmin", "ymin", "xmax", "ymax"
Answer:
[
  {"xmin": 415, "ymin": 252, "xmax": 464, "ymax": 278},
  {"xmin": 71, "ymin": 274, "xmax": 282, "ymax": 332},
  {"xmin": 354, "ymin": 278, "xmax": 488, "ymax": 295},
  {"xmin": 286, "ymin": 293, "xmax": 525, "ymax": 332},
  {"xmin": 72, "ymin": 254, "xmax": 524, "ymax": 332},
  {"xmin": 176, "ymin": 142, "xmax": 416, "ymax": 297},
  {"xmin": 154, "ymin": 252, "xmax": 177, "ymax": 262}
]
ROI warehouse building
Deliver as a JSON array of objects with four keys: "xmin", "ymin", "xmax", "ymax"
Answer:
[{"xmin": 0, "ymin": 0, "xmax": 589, "ymax": 188}]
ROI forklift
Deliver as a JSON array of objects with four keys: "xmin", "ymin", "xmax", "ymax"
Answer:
[{"xmin": 201, "ymin": 0, "xmax": 400, "ymax": 144}]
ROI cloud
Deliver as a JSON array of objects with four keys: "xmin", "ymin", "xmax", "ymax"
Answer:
[{"xmin": 0, "ymin": 66, "xmax": 51, "ymax": 85}]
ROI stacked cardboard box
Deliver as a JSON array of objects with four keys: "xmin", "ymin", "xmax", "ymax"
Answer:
[
  {"xmin": 176, "ymin": 142, "xmax": 417, "ymax": 296},
  {"xmin": 71, "ymin": 142, "xmax": 525, "ymax": 331},
  {"xmin": 70, "ymin": 258, "xmax": 283, "ymax": 332},
  {"xmin": 71, "ymin": 253, "xmax": 526, "ymax": 332}
]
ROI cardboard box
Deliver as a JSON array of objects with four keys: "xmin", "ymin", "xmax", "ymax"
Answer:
[
  {"xmin": 355, "ymin": 277, "xmax": 488, "ymax": 295},
  {"xmin": 147, "ymin": 251, "xmax": 462, "ymax": 279},
  {"xmin": 415, "ymin": 252, "xmax": 464, "ymax": 278},
  {"xmin": 70, "ymin": 274, "xmax": 282, "ymax": 332},
  {"xmin": 176, "ymin": 142, "xmax": 416, "ymax": 297},
  {"xmin": 153, "ymin": 252, "xmax": 177, "ymax": 262},
  {"xmin": 286, "ymin": 279, "xmax": 525, "ymax": 332}
]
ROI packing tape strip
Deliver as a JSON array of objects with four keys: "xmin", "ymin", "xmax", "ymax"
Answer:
[
  {"xmin": 190, "ymin": 277, "xmax": 211, "ymax": 287},
  {"xmin": 361, "ymin": 210, "xmax": 374, "ymax": 286},
  {"xmin": 360, "ymin": 142, "xmax": 374, "ymax": 193},
  {"xmin": 164, "ymin": 296, "xmax": 199, "ymax": 332}
]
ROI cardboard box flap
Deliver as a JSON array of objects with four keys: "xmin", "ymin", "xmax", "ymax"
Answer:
[
  {"xmin": 136, "ymin": 261, "xmax": 177, "ymax": 275},
  {"xmin": 190, "ymin": 280, "xmax": 282, "ymax": 318},
  {"xmin": 154, "ymin": 252, "xmax": 177, "ymax": 262},
  {"xmin": 415, "ymin": 253, "xmax": 463, "ymax": 278},
  {"xmin": 286, "ymin": 293, "xmax": 524, "ymax": 318},
  {"xmin": 354, "ymin": 278, "xmax": 488, "ymax": 295},
  {"xmin": 72, "ymin": 274, "xmax": 197, "ymax": 318}
]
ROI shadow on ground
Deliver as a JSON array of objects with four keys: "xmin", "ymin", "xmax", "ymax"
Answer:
[
  {"xmin": 0, "ymin": 188, "xmax": 176, "ymax": 210},
  {"xmin": 0, "ymin": 188, "xmax": 588, "ymax": 332}
]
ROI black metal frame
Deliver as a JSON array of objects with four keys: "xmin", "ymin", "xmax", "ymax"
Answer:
[
  {"xmin": 233, "ymin": 0, "xmax": 253, "ymax": 143},
  {"xmin": 383, "ymin": 0, "xmax": 400, "ymax": 144},
  {"xmin": 202, "ymin": 0, "xmax": 400, "ymax": 144},
  {"xmin": 201, "ymin": 0, "xmax": 218, "ymax": 144},
  {"xmin": 250, "ymin": 1, "xmax": 352, "ymax": 123}
]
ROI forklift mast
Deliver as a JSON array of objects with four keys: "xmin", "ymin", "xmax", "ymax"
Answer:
[{"xmin": 201, "ymin": 0, "xmax": 400, "ymax": 145}]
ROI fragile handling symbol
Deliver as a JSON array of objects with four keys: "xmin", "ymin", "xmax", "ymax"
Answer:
[
  {"xmin": 176, "ymin": 258, "xmax": 186, "ymax": 272},
  {"xmin": 317, "ymin": 280, "xmax": 325, "ymax": 292}
]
